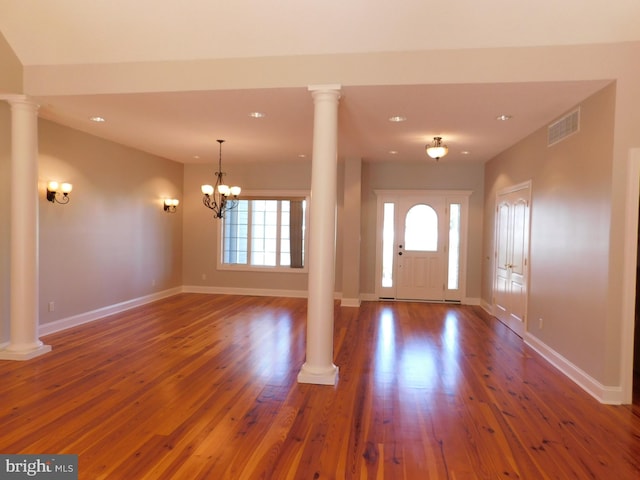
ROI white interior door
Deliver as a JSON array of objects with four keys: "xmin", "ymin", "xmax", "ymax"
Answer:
[{"xmin": 494, "ymin": 184, "xmax": 530, "ymax": 337}]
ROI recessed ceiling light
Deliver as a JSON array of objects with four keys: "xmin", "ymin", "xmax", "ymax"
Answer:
[
  {"xmin": 89, "ymin": 116, "xmax": 105, "ymax": 122},
  {"xmin": 461, "ymin": 151, "xmax": 470, "ymax": 155},
  {"xmin": 388, "ymin": 115, "xmax": 406, "ymax": 123},
  {"xmin": 496, "ymin": 114, "xmax": 512, "ymax": 121},
  {"xmin": 298, "ymin": 154, "xmax": 306, "ymax": 158},
  {"xmin": 193, "ymin": 155, "xmax": 200, "ymax": 159},
  {"xmin": 249, "ymin": 112, "xmax": 266, "ymax": 118}
]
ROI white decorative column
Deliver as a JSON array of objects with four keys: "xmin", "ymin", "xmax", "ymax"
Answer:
[
  {"xmin": 0, "ymin": 96, "xmax": 50, "ymax": 360},
  {"xmin": 298, "ymin": 84, "xmax": 341, "ymax": 385}
]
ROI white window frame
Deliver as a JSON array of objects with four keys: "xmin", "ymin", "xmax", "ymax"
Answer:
[{"xmin": 216, "ymin": 190, "xmax": 310, "ymax": 273}]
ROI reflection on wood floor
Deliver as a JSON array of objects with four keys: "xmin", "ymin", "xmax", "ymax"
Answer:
[{"xmin": 0, "ymin": 294, "xmax": 638, "ymax": 479}]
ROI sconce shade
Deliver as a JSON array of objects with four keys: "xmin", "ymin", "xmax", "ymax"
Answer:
[{"xmin": 426, "ymin": 136, "xmax": 449, "ymax": 160}]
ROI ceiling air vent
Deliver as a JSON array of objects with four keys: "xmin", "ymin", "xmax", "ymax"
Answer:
[{"xmin": 548, "ymin": 107, "xmax": 580, "ymax": 146}]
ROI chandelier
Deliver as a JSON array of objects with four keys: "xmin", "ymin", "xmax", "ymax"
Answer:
[
  {"xmin": 426, "ymin": 136, "xmax": 448, "ymax": 160},
  {"xmin": 200, "ymin": 139, "xmax": 241, "ymax": 218}
]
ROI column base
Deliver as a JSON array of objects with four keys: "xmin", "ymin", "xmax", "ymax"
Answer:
[
  {"xmin": 0, "ymin": 344, "xmax": 52, "ymax": 361},
  {"xmin": 297, "ymin": 363, "xmax": 339, "ymax": 385}
]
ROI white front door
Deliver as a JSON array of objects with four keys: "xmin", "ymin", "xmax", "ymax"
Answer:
[
  {"xmin": 396, "ymin": 197, "xmax": 446, "ymax": 300},
  {"xmin": 494, "ymin": 183, "xmax": 530, "ymax": 337},
  {"xmin": 375, "ymin": 190, "xmax": 470, "ymax": 302}
]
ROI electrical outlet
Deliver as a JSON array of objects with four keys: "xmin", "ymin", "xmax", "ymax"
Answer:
[
  {"xmin": 201, "ymin": 273, "xmax": 207, "ymax": 281},
  {"xmin": 152, "ymin": 279, "xmax": 157, "ymax": 287},
  {"xmin": 538, "ymin": 318, "xmax": 543, "ymax": 329},
  {"xmin": 48, "ymin": 301, "xmax": 55, "ymax": 312}
]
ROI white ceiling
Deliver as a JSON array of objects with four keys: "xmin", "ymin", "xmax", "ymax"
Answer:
[{"xmin": 1, "ymin": 1, "xmax": 637, "ymax": 165}]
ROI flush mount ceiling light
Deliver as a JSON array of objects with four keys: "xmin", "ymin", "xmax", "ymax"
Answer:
[
  {"xmin": 388, "ymin": 115, "xmax": 407, "ymax": 122},
  {"xmin": 200, "ymin": 139, "xmax": 241, "ymax": 219},
  {"xmin": 496, "ymin": 114, "xmax": 512, "ymax": 121},
  {"xmin": 248, "ymin": 112, "xmax": 266, "ymax": 118},
  {"xmin": 89, "ymin": 116, "xmax": 105, "ymax": 122},
  {"xmin": 425, "ymin": 136, "xmax": 448, "ymax": 160}
]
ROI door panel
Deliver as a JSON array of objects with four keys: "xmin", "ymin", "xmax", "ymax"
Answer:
[
  {"xmin": 493, "ymin": 186, "xmax": 530, "ymax": 337},
  {"xmin": 396, "ymin": 198, "xmax": 446, "ymax": 301},
  {"xmin": 494, "ymin": 202, "xmax": 511, "ymax": 318},
  {"xmin": 509, "ymin": 198, "xmax": 528, "ymax": 326}
]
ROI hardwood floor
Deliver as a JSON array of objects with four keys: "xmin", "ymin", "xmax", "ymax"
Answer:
[{"xmin": 1, "ymin": 294, "xmax": 639, "ymax": 479}]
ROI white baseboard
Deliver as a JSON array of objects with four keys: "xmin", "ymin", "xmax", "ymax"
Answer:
[
  {"xmin": 480, "ymin": 299, "xmax": 493, "ymax": 315},
  {"xmin": 525, "ymin": 332, "xmax": 624, "ymax": 405},
  {"xmin": 182, "ymin": 285, "xmax": 308, "ymax": 298},
  {"xmin": 39, "ymin": 287, "xmax": 182, "ymax": 337},
  {"xmin": 340, "ymin": 298, "xmax": 361, "ymax": 307},
  {"xmin": 463, "ymin": 297, "xmax": 481, "ymax": 306},
  {"xmin": 38, "ymin": 286, "xmax": 309, "ymax": 339},
  {"xmin": 354, "ymin": 294, "xmax": 481, "ymax": 305}
]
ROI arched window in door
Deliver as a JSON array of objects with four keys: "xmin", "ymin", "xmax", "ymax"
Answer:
[{"xmin": 405, "ymin": 204, "xmax": 438, "ymax": 251}]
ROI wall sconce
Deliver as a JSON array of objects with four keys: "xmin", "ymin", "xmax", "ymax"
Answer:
[
  {"xmin": 163, "ymin": 198, "xmax": 179, "ymax": 213},
  {"xmin": 46, "ymin": 181, "xmax": 73, "ymax": 204}
]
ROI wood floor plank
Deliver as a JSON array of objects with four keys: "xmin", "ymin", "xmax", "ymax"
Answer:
[{"xmin": 0, "ymin": 294, "xmax": 638, "ymax": 479}]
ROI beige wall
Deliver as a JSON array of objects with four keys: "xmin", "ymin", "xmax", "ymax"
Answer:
[
  {"xmin": 38, "ymin": 120, "xmax": 183, "ymax": 324},
  {"xmin": 0, "ymin": 31, "xmax": 22, "ymax": 93},
  {"xmin": 484, "ymin": 83, "xmax": 616, "ymax": 384},
  {"xmin": 0, "ymin": 32, "xmax": 22, "ymax": 343}
]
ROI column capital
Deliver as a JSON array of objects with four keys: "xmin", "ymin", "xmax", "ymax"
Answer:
[
  {"xmin": 308, "ymin": 84, "xmax": 342, "ymax": 92},
  {"xmin": 308, "ymin": 84, "xmax": 342, "ymax": 101},
  {"xmin": 0, "ymin": 94, "xmax": 39, "ymax": 110}
]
